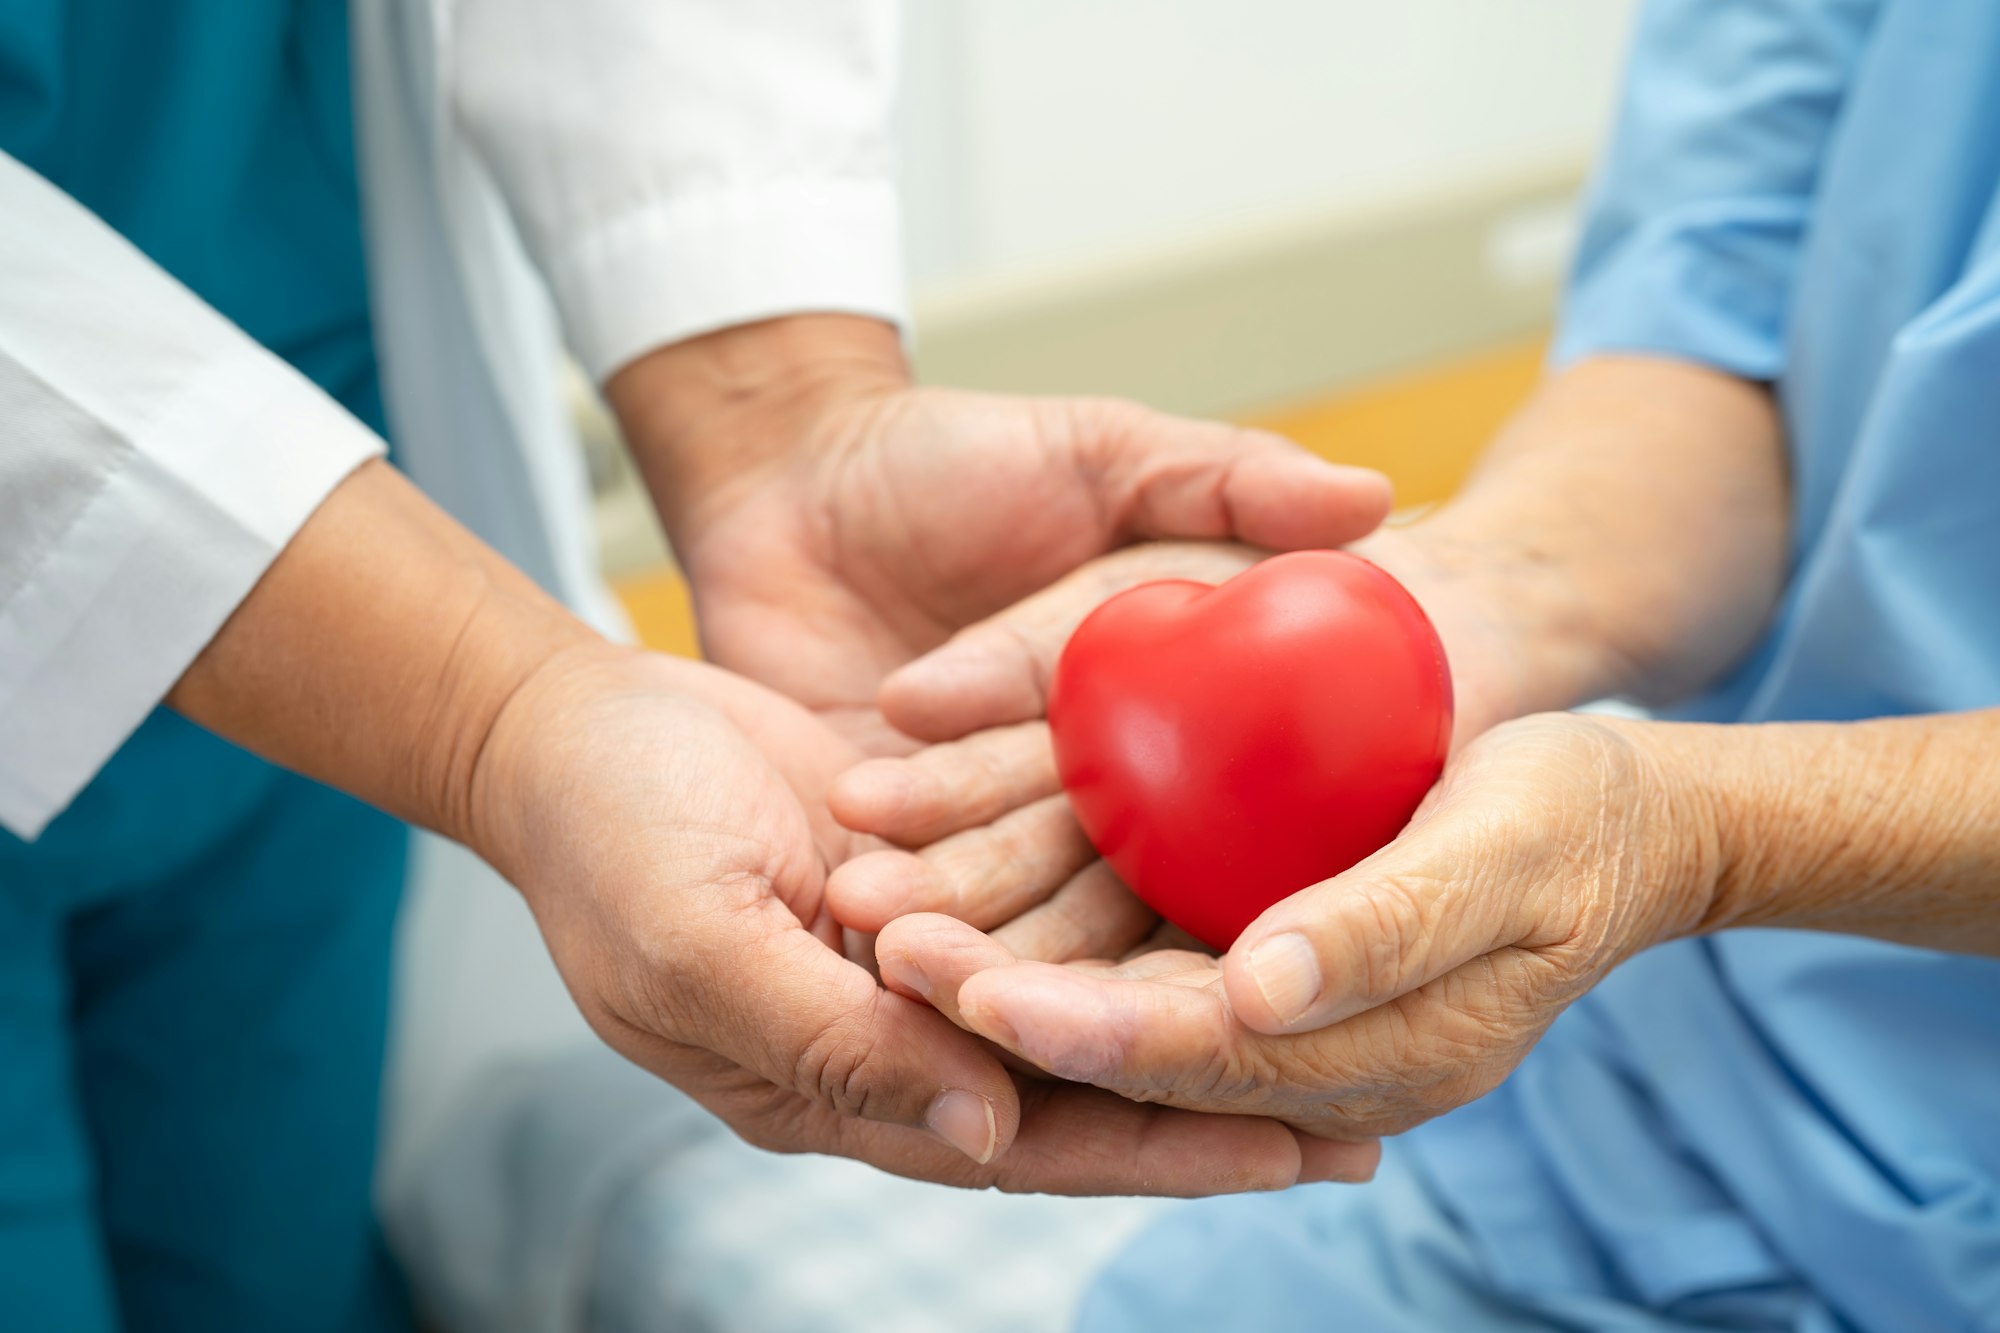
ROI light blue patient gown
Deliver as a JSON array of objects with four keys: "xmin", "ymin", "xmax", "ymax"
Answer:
[{"xmin": 1084, "ymin": 3, "xmax": 2000, "ymax": 1330}]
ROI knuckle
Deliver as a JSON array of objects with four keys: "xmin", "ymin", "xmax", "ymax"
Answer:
[
  {"xmin": 791, "ymin": 999, "xmax": 893, "ymax": 1121},
  {"xmin": 1343, "ymin": 874, "xmax": 1438, "ymax": 1004},
  {"xmin": 1174, "ymin": 1046, "xmax": 1259, "ymax": 1108},
  {"xmin": 1233, "ymin": 1041, "xmax": 1328, "ymax": 1112},
  {"xmin": 1150, "ymin": 1019, "xmax": 1261, "ymax": 1110}
]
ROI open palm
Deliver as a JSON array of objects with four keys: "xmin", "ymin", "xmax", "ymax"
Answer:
[
  {"xmin": 474, "ymin": 647, "xmax": 1375, "ymax": 1190},
  {"xmin": 667, "ymin": 387, "xmax": 1393, "ymax": 750}
]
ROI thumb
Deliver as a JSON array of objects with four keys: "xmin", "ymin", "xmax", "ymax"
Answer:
[
  {"xmin": 670, "ymin": 907, "xmax": 1023, "ymax": 1165},
  {"xmin": 1077, "ymin": 401, "xmax": 1394, "ymax": 551},
  {"xmin": 1220, "ymin": 794, "xmax": 1546, "ymax": 1036}
]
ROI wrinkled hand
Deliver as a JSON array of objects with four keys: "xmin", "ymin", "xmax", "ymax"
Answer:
[
  {"xmin": 824, "ymin": 531, "xmax": 1521, "ymax": 960},
  {"xmin": 465, "ymin": 643, "xmax": 1378, "ymax": 1192},
  {"xmin": 876, "ymin": 527, "xmax": 1522, "ymax": 746},
  {"xmin": 872, "ymin": 713, "xmax": 1720, "ymax": 1139},
  {"xmin": 610, "ymin": 316, "xmax": 1393, "ymax": 751}
]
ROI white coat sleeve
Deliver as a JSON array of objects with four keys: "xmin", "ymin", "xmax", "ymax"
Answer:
[
  {"xmin": 446, "ymin": 0, "xmax": 907, "ymax": 383},
  {"xmin": 0, "ymin": 152, "xmax": 383, "ymax": 840}
]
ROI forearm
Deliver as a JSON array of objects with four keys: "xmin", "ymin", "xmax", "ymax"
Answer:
[
  {"xmin": 1651, "ymin": 710, "xmax": 2000, "ymax": 956},
  {"xmin": 166, "ymin": 460, "xmax": 607, "ymax": 848},
  {"xmin": 603, "ymin": 314, "xmax": 908, "ymax": 540},
  {"xmin": 1358, "ymin": 354, "xmax": 1790, "ymax": 726}
]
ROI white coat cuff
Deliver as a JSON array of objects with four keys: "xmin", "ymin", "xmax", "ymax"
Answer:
[
  {"xmin": 0, "ymin": 349, "xmax": 383, "ymax": 840},
  {"xmin": 543, "ymin": 180, "xmax": 909, "ymax": 383}
]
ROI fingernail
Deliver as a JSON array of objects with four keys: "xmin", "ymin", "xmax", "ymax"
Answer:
[
  {"xmin": 1247, "ymin": 932, "xmax": 1322, "ymax": 1025},
  {"xmin": 878, "ymin": 953, "xmax": 934, "ymax": 999},
  {"xmin": 926, "ymin": 1089, "xmax": 997, "ymax": 1164}
]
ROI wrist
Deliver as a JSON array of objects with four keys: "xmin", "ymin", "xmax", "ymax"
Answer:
[
  {"xmin": 163, "ymin": 461, "xmax": 611, "ymax": 852},
  {"xmin": 461, "ymin": 641, "xmax": 785, "ymax": 891},
  {"xmin": 1653, "ymin": 715, "xmax": 1980, "ymax": 943},
  {"xmin": 1586, "ymin": 715, "xmax": 1730, "ymax": 949},
  {"xmin": 417, "ymin": 577, "xmax": 611, "ymax": 859},
  {"xmin": 1382, "ymin": 358, "xmax": 1787, "ymax": 716},
  {"xmin": 460, "ymin": 636, "xmax": 664, "ymax": 889},
  {"xmin": 1629, "ymin": 717, "xmax": 1819, "ymax": 942},
  {"xmin": 604, "ymin": 314, "xmax": 909, "ymax": 529},
  {"xmin": 1352, "ymin": 523, "xmax": 1632, "ymax": 741}
]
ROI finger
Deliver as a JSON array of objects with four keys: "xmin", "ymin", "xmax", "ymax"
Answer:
[
  {"xmin": 825, "ymin": 795, "xmax": 1095, "ymax": 934},
  {"xmin": 959, "ymin": 962, "xmax": 1241, "ymax": 1098},
  {"xmin": 991, "ymin": 860, "xmax": 1158, "ymax": 963},
  {"xmin": 1078, "ymin": 403, "xmax": 1395, "ymax": 551},
  {"xmin": 1294, "ymin": 1133, "xmax": 1385, "ymax": 1184},
  {"xmin": 880, "ymin": 913, "xmax": 1207, "ymax": 1027},
  {"xmin": 828, "ymin": 721, "xmax": 1058, "ymax": 846},
  {"xmin": 823, "ymin": 850, "xmax": 937, "ymax": 934},
  {"xmin": 784, "ymin": 1079, "xmax": 1377, "ymax": 1195},
  {"xmin": 991, "ymin": 1083, "xmax": 1379, "ymax": 1192},
  {"xmin": 879, "ymin": 917, "xmax": 1391, "ymax": 1151},
  {"xmin": 881, "ymin": 543, "xmax": 1259, "ymax": 741},
  {"xmin": 656, "ymin": 900, "xmax": 1023, "ymax": 1166},
  {"xmin": 876, "ymin": 911, "xmax": 1021, "ymax": 1032},
  {"xmin": 1222, "ymin": 823, "xmax": 1552, "ymax": 1036},
  {"xmin": 880, "ymin": 916, "xmax": 1238, "ymax": 1096}
]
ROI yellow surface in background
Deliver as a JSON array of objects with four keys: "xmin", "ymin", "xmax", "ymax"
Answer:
[
  {"xmin": 615, "ymin": 565, "xmax": 704, "ymax": 659},
  {"xmin": 1241, "ymin": 335, "xmax": 1546, "ymax": 509},
  {"xmin": 613, "ymin": 335, "xmax": 1548, "ymax": 655}
]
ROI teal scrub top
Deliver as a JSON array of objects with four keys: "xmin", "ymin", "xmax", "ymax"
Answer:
[
  {"xmin": 0, "ymin": 10, "xmax": 406, "ymax": 1328},
  {"xmin": 0, "ymin": 0, "xmax": 381, "ymax": 432},
  {"xmin": 0, "ymin": 0, "xmax": 384, "ymax": 863},
  {"xmin": 1091, "ymin": 2, "xmax": 2000, "ymax": 1328}
]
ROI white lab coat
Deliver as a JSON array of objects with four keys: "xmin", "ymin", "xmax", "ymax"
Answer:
[{"xmin": 0, "ymin": 0, "xmax": 906, "ymax": 839}]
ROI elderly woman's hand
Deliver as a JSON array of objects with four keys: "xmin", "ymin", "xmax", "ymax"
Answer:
[
  {"xmin": 822, "ymin": 531, "xmax": 1528, "ymax": 963},
  {"xmin": 866, "ymin": 713, "xmax": 1721, "ymax": 1139},
  {"xmin": 822, "ymin": 542, "xmax": 1261, "ymax": 962}
]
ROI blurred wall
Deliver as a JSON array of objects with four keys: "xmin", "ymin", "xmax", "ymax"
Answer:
[
  {"xmin": 592, "ymin": 2, "xmax": 1647, "ymax": 573},
  {"xmin": 900, "ymin": 0, "xmax": 1640, "ymax": 293}
]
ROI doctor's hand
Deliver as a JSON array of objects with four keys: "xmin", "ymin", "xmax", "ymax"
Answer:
[
  {"xmin": 172, "ymin": 462, "xmax": 1368, "ymax": 1197},
  {"xmin": 462, "ymin": 643, "xmax": 1378, "ymax": 1193},
  {"xmin": 605, "ymin": 315, "xmax": 1394, "ymax": 752},
  {"xmin": 869, "ymin": 712, "xmax": 1722, "ymax": 1140}
]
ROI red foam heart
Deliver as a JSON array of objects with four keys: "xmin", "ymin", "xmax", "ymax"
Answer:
[{"xmin": 1048, "ymin": 550, "xmax": 1452, "ymax": 950}]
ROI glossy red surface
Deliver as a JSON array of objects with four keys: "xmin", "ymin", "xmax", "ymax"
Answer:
[{"xmin": 1048, "ymin": 550, "xmax": 1452, "ymax": 950}]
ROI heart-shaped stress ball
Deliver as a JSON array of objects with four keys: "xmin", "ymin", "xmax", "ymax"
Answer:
[{"xmin": 1048, "ymin": 550, "xmax": 1452, "ymax": 950}]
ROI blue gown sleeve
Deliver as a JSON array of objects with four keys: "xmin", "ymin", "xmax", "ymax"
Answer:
[{"xmin": 1554, "ymin": 0, "xmax": 1884, "ymax": 379}]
